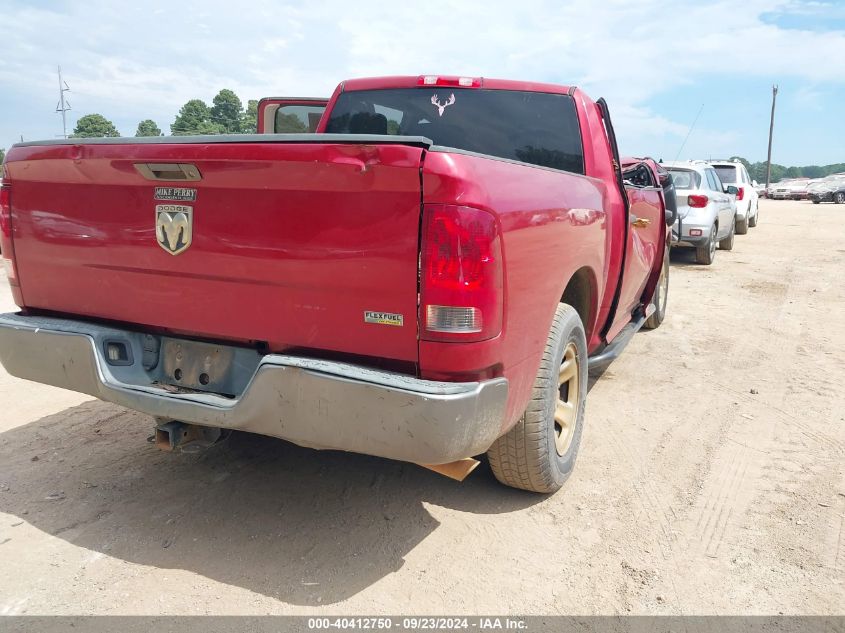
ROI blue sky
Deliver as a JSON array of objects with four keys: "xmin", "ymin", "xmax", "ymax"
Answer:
[{"xmin": 1, "ymin": 0, "xmax": 843, "ymax": 165}]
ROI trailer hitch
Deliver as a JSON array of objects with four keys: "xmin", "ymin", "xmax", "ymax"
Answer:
[{"xmin": 154, "ymin": 420, "xmax": 225, "ymax": 453}]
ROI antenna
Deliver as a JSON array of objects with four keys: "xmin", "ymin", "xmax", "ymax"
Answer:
[
  {"xmin": 673, "ymin": 102, "xmax": 704, "ymax": 163},
  {"xmin": 55, "ymin": 65, "xmax": 71, "ymax": 139}
]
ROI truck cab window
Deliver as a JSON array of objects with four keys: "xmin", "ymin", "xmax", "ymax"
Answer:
[
  {"xmin": 327, "ymin": 88, "xmax": 585, "ymax": 175},
  {"xmin": 275, "ymin": 105, "xmax": 325, "ymax": 133}
]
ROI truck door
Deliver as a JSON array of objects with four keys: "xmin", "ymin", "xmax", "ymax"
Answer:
[
  {"xmin": 595, "ymin": 98, "xmax": 664, "ymax": 341},
  {"xmin": 256, "ymin": 97, "xmax": 329, "ymax": 134},
  {"xmin": 618, "ymin": 175, "xmax": 663, "ymax": 318}
]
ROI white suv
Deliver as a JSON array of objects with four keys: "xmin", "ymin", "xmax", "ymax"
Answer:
[
  {"xmin": 664, "ymin": 160, "xmax": 737, "ymax": 265},
  {"xmin": 709, "ymin": 161, "xmax": 759, "ymax": 234}
]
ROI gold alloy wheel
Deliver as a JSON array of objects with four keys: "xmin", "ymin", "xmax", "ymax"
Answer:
[
  {"xmin": 554, "ymin": 342, "xmax": 580, "ymax": 457},
  {"xmin": 659, "ymin": 258, "xmax": 669, "ymax": 310}
]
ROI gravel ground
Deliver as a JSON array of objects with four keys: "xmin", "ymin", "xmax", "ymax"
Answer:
[{"xmin": 0, "ymin": 198, "xmax": 842, "ymax": 615}]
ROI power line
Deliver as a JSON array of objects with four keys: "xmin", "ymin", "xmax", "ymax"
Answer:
[{"xmin": 673, "ymin": 102, "xmax": 704, "ymax": 163}]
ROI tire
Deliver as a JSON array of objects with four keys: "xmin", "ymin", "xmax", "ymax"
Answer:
[
  {"xmin": 834, "ymin": 192, "xmax": 845, "ymax": 204},
  {"xmin": 719, "ymin": 217, "xmax": 735, "ymax": 251},
  {"xmin": 736, "ymin": 215, "xmax": 748, "ymax": 234},
  {"xmin": 695, "ymin": 224, "xmax": 717, "ymax": 265},
  {"xmin": 643, "ymin": 245, "xmax": 669, "ymax": 330},
  {"xmin": 749, "ymin": 203, "xmax": 759, "ymax": 225},
  {"xmin": 487, "ymin": 304, "xmax": 587, "ymax": 494},
  {"xmin": 812, "ymin": 200, "xmax": 821, "ymax": 205}
]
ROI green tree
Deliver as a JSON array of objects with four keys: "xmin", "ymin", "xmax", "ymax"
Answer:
[
  {"xmin": 240, "ymin": 99, "xmax": 258, "ymax": 133},
  {"xmin": 728, "ymin": 159, "xmax": 845, "ymax": 185},
  {"xmin": 135, "ymin": 119, "xmax": 162, "ymax": 137},
  {"xmin": 171, "ymin": 99, "xmax": 220, "ymax": 135},
  {"xmin": 728, "ymin": 156, "xmax": 752, "ymax": 175},
  {"xmin": 71, "ymin": 114, "xmax": 120, "ymax": 138},
  {"xmin": 0, "ymin": 148, "xmax": 5, "ymax": 164},
  {"xmin": 210, "ymin": 89, "xmax": 244, "ymax": 134}
]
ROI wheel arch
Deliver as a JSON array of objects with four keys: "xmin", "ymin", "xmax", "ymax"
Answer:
[{"xmin": 560, "ymin": 266, "xmax": 599, "ymax": 344}]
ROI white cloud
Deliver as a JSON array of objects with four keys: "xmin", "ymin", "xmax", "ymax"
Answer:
[{"xmin": 0, "ymin": 0, "xmax": 843, "ymax": 160}]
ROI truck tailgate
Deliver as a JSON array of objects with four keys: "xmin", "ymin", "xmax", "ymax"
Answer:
[{"xmin": 6, "ymin": 138, "xmax": 426, "ymax": 363}]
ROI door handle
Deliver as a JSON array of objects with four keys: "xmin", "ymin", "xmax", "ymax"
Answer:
[{"xmin": 631, "ymin": 217, "xmax": 651, "ymax": 228}]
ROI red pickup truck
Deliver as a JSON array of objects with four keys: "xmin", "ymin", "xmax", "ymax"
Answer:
[{"xmin": 0, "ymin": 75, "xmax": 672, "ymax": 493}]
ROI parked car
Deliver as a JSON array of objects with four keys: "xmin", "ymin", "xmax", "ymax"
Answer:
[
  {"xmin": 793, "ymin": 180, "xmax": 815, "ymax": 200},
  {"xmin": 709, "ymin": 160, "xmax": 759, "ymax": 233},
  {"xmin": 771, "ymin": 179, "xmax": 810, "ymax": 200},
  {"xmin": 808, "ymin": 174, "xmax": 845, "ymax": 204},
  {"xmin": 663, "ymin": 160, "xmax": 737, "ymax": 264},
  {"xmin": 0, "ymin": 75, "xmax": 672, "ymax": 494}
]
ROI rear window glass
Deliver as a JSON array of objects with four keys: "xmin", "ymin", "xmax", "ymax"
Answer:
[
  {"xmin": 668, "ymin": 169, "xmax": 700, "ymax": 189},
  {"xmin": 326, "ymin": 88, "xmax": 585, "ymax": 174},
  {"xmin": 713, "ymin": 165, "xmax": 739, "ymax": 185},
  {"xmin": 275, "ymin": 104, "xmax": 326, "ymax": 133}
]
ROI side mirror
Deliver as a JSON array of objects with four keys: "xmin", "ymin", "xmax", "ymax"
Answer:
[
  {"xmin": 725, "ymin": 185, "xmax": 739, "ymax": 195},
  {"xmin": 752, "ymin": 180, "xmax": 759, "ymax": 187}
]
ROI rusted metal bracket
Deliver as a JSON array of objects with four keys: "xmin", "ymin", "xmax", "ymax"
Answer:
[{"xmin": 418, "ymin": 458, "xmax": 480, "ymax": 482}]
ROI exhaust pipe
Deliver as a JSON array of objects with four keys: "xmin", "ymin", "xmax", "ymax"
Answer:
[
  {"xmin": 154, "ymin": 420, "xmax": 224, "ymax": 453},
  {"xmin": 419, "ymin": 458, "xmax": 480, "ymax": 482}
]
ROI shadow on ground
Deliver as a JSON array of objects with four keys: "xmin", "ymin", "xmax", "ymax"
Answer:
[
  {"xmin": 0, "ymin": 400, "xmax": 543, "ymax": 605},
  {"xmin": 667, "ymin": 246, "xmax": 709, "ymax": 268}
]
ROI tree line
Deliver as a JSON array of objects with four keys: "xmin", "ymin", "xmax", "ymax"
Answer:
[
  {"xmin": 67, "ymin": 89, "xmax": 259, "ymax": 139},
  {"xmin": 726, "ymin": 156, "xmax": 845, "ymax": 183}
]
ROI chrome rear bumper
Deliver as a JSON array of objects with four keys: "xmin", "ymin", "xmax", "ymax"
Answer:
[{"xmin": 0, "ymin": 313, "xmax": 508, "ymax": 464}]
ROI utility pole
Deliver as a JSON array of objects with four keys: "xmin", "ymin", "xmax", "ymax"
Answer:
[
  {"xmin": 55, "ymin": 65, "xmax": 71, "ymax": 139},
  {"xmin": 765, "ymin": 84, "xmax": 778, "ymax": 193}
]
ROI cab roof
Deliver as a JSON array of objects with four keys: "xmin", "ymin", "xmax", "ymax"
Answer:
[{"xmin": 340, "ymin": 75, "xmax": 574, "ymax": 95}]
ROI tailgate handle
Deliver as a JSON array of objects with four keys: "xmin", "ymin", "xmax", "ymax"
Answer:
[{"xmin": 134, "ymin": 163, "xmax": 202, "ymax": 182}]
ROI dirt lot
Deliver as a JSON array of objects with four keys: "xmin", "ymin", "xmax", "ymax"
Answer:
[{"xmin": 0, "ymin": 199, "xmax": 842, "ymax": 615}]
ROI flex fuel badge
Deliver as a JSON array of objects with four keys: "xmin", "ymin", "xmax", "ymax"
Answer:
[{"xmin": 364, "ymin": 311, "xmax": 404, "ymax": 327}]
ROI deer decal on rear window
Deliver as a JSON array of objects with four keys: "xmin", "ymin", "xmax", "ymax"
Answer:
[{"xmin": 431, "ymin": 93, "xmax": 456, "ymax": 117}]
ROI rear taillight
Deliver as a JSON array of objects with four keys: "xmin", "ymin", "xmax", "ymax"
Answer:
[
  {"xmin": 0, "ymin": 185, "xmax": 16, "ymax": 284},
  {"xmin": 420, "ymin": 204, "xmax": 503, "ymax": 342},
  {"xmin": 736, "ymin": 186, "xmax": 745, "ymax": 201},
  {"xmin": 687, "ymin": 194, "xmax": 709, "ymax": 208}
]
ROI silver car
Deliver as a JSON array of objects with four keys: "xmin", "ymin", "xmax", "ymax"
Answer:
[{"xmin": 664, "ymin": 160, "xmax": 737, "ymax": 265}]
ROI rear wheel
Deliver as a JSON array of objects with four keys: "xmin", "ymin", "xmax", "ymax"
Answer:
[
  {"xmin": 643, "ymin": 245, "xmax": 669, "ymax": 330},
  {"xmin": 834, "ymin": 192, "xmax": 845, "ymax": 204},
  {"xmin": 719, "ymin": 217, "xmax": 736, "ymax": 251},
  {"xmin": 695, "ymin": 224, "xmax": 717, "ymax": 265},
  {"xmin": 749, "ymin": 202, "xmax": 759, "ymax": 225},
  {"xmin": 736, "ymin": 214, "xmax": 748, "ymax": 234},
  {"xmin": 487, "ymin": 304, "xmax": 587, "ymax": 493}
]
